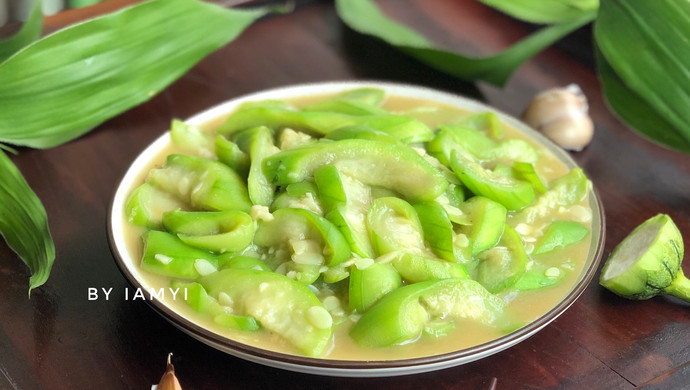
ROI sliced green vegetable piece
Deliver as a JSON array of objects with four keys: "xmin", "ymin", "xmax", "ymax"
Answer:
[
  {"xmin": 600, "ymin": 214, "xmax": 690, "ymax": 302},
  {"xmin": 325, "ymin": 126, "xmax": 400, "ymax": 143},
  {"xmin": 0, "ymin": 149, "xmax": 55, "ymax": 295},
  {"xmin": 326, "ymin": 203, "xmax": 375, "ymax": 259},
  {"xmin": 533, "ymin": 220, "xmax": 589, "ymax": 255},
  {"xmin": 200, "ymin": 268, "xmax": 332, "ymax": 357},
  {"xmin": 350, "ymin": 278, "xmax": 505, "ymax": 347},
  {"xmin": 459, "ymin": 196, "xmax": 507, "ymax": 255},
  {"xmin": 264, "ymin": 139, "xmax": 448, "ymax": 202},
  {"xmin": 271, "ymin": 182, "xmax": 322, "ymax": 215},
  {"xmin": 170, "ymin": 119, "xmax": 214, "ymax": 158},
  {"xmin": 303, "ymin": 100, "xmax": 388, "ymax": 116},
  {"xmin": 390, "ymin": 252, "xmax": 469, "ymax": 283},
  {"xmin": 162, "ymin": 209, "xmax": 254, "ymax": 254},
  {"xmin": 254, "ymin": 208, "xmax": 351, "ymax": 267},
  {"xmin": 334, "ymin": 87, "xmax": 386, "ymax": 105},
  {"xmin": 475, "ymin": 225, "xmax": 528, "ymax": 293},
  {"xmin": 233, "ymin": 126, "xmax": 277, "ymax": 206},
  {"xmin": 125, "ymin": 183, "xmax": 186, "ymax": 229},
  {"xmin": 450, "ymin": 149, "xmax": 535, "ymax": 211},
  {"xmin": 368, "ymin": 197, "xmax": 427, "ymax": 256},
  {"xmin": 219, "ymin": 255, "xmax": 270, "ymax": 272},
  {"xmin": 349, "ymin": 262, "xmax": 401, "ymax": 312},
  {"xmin": 314, "ymin": 164, "xmax": 347, "ymax": 214},
  {"xmin": 453, "ymin": 112, "xmax": 502, "ymax": 139},
  {"xmin": 514, "ymin": 266, "xmax": 565, "ymax": 291},
  {"xmin": 215, "ymin": 136, "xmax": 249, "ymax": 177},
  {"xmin": 513, "ymin": 168, "xmax": 589, "ymax": 224},
  {"xmin": 141, "ymin": 230, "xmax": 218, "ymax": 279},
  {"xmin": 171, "ymin": 281, "xmax": 260, "ymax": 331},
  {"xmin": 148, "ymin": 154, "xmax": 252, "ymax": 212},
  {"xmin": 414, "ymin": 202, "xmax": 455, "ymax": 261},
  {"xmin": 0, "ymin": 0, "xmax": 281, "ymax": 148},
  {"xmin": 512, "ymin": 162, "xmax": 547, "ymax": 194}
]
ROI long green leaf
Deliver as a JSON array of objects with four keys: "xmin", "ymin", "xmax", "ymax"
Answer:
[
  {"xmin": 0, "ymin": 0, "xmax": 279, "ymax": 149},
  {"xmin": 0, "ymin": 0, "xmax": 43, "ymax": 63},
  {"xmin": 335, "ymin": 0, "xmax": 595, "ymax": 86},
  {"xmin": 476, "ymin": 0, "xmax": 599, "ymax": 24},
  {"xmin": 0, "ymin": 150, "xmax": 55, "ymax": 295},
  {"xmin": 595, "ymin": 46, "xmax": 689, "ymax": 153},
  {"xmin": 595, "ymin": 0, "xmax": 690, "ymax": 153}
]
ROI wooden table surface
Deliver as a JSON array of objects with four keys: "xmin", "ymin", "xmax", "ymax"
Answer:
[{"xmin": 1, "ymin": 0, "xmax": 689, "ymax": 389}]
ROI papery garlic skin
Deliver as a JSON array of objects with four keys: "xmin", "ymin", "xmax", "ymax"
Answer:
[{"xmin": 523, "ymin": 84, "xmax": 594, "ymax": 151}]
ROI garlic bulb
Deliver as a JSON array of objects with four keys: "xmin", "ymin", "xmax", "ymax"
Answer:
[
  {"xmin": 153, "ymin": 353, "xmax": 182, "ymax": 390},
  {"xmin": 522, "ymin": 84, "xmax": 594, "ymax": 151}
]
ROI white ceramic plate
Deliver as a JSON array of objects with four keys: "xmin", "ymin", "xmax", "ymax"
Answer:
[{"xmin": 108, "ymin": 81, "xmax": 605, "ymax": 377}]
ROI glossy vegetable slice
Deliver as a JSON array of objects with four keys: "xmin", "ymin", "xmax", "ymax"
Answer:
[
  {"xmin": 350, "ymin": 278, "xmax": 505, "ymax": 347},
  {"xmin": 219, "ymin": 108, "xmax": 433, "ymax": 143},
  {"xmin": 125, "ymin": 183, "xmax": 186, "ymax": 229},
  {"xmin": 533, "ymin": 220, "xmax": 589, "ymax": 255},
  {"xmin": 233, "ymin": 126, "xmax": 278, "ymax": 206},
  {"xmin": 215, "ymin": 136, "xmax": 250, "ymax": 177},
  {"xmin": 513, "ymin": 168, "xmax": 589, "ymax": 224},
  {"xmin": 600, "ymin": 214, "xmax": 690, "ymax": 302},
  {"xmin": 253, "ymin": 208, "xmax": 351, "ymax": 267},
  {"xmin": 349, "ymin": 262, "xmax": 401, "ymax": 312},
  {"xmin": 414, "ymin": 201, "xmax": 456, "ymax": 261},
  {"xmin": 200, "ymin": 268, "xmax": 332, "ymax": 357},
  {"xmin": 170, "ymin": 119, "xmax": 214, "ymax": 158},
  {"xmin": 172, "ymin": 281, "xmax": 260, "ymax": 331},
  {"xmin": 162, "ymin": 209, "xmax": 254, "ymax": 254},
  {"xmin": 390, "ymin": 252, "xmax": 469, "ymax": 283},
  {"xmin": 450, "ymin": 149, "xmax": 535, "ymax": 211},
  {"xmin": 367, "ymin": 197, "xmax": 427, "ymax": 256},
  {"xmin": 458, "ymin": 196, "xmax": 507, "ymax": 256},
  {"xmin": 326, "ymin": 203, "xmax": 375, "ymax": 258},
  {"xmin": 264, "ymin": 139, "xmax": 448, "ymax": 202},
  {"xmin": 475, "ymin": 225, "xmax": 528, "ymax": 293},
  {"xmin": 148, "ymin": 154, "xmax": 251, "ymax": 212},
  {"xmin": 141, "ymin": 230, "xmax": 219, "ymax": 279}
]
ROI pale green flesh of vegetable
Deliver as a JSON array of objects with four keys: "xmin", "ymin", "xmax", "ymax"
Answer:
[
  {"xmin": 126, "ymin": 90, "xmax": 594, "ymax": 358},
  {"xmin": 600, "ymin": 214, "xmax": 689, "ymax": 302}
]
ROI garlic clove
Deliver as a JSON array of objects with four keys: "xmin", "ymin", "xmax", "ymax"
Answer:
[
  {"xmin": 156, "ymin": 353, "xmax": 182, "ymax": 390},
  {"xmin": 522, "ymin": 84, "xmax": 594, "ymax": 151}
]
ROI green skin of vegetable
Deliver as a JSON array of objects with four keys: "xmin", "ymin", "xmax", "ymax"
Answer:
[
  {"xmin": 326, "ymin": 203, "xmax": 375, "ymax": 259},
  {"xmin": 170, "ymin": 119, "xmax": 214, "ymax": 157},
  {"xmin": 390, "ymin": 251, "xmax": 469, "ymax": 283},
  {"xmin": 233, "ymin": 126, "xmax": 277, "ymax": 206},
  {"xmin": 452, "ymin": 112, "xmax": 503, "ymax": 139},
  {"xmin": 349, "ymin": 262, "xmax": 401, "ymax": 312},
  {"xmin": 218, "ymin": 107, "xmax": 434, "ymax": 144},
  {"xmin": 367, "ymin": 197, "xmax": 427, "ymax": 256},
  {"xmin": 533, "ymin": 220, "xmax": 589, "ymax": 255},
  {"xmin": 148, "ymin": 154, "xmax": 252, "ymax": 212},
  {"xmin": 219, "ymin": 255, "xmax": 271, "ymax": 272},
  {"xmin": 512, "ymin": 162, "xmax": 548, "ymax": 194},
  {"xmin": 349, "ymin": 278, "xmax": 505, "ymax": 347},
  {"xmin": 200, "ymin": 268, "xmax": 332, "ymax": 357},
  {"xmin": 314, "ymin": 164, "xmax": 348, "ymax": 215},
  {"xmin": 263, "ymin": 139, "xmax": 448, "ymax": 203},
  {"xmin": 141, "ymin": 230, "xmax": 219, "ymax": 279},
  {"xmin": 325, "ymin": 125, "xmax": 401, "ymax": 144},
  {"xmin": 162, "ymin": 209, "xmax": 255, "ymax": 254},
  {"xmin": 414, "ymin": 201, "xmax": 457, "ymax": 262},
  {"xmin": 215, "ymin": 135, "xmax": 250, "ymax": 178},
  {"xmin": 459, "ymin": 196, "xmax": 508, "ymax": 256},
  {"xmin": 600, "ymin": 214, "xmax": 690, "ymax": 302},
  {"xmin": 303, "ymin": 100, "xmax": 389, "ymax": 116},
  {"xmin": 253, "ymin": 207, "xmax": 351, "ymax": 267},
  {"xmin": 449, "ymin": 149, "xmax": 535, "ymax": 211},
  {"xmin": 171, "ymin": 281, "xmax": 260, "ymax": 331},
  {"xmin": 475, "ymin": 225, "xmax": 528, "ymax": 293},
  {"xmin": 125, "ymin": 182, "xmax": 186, "ymax": 229}
]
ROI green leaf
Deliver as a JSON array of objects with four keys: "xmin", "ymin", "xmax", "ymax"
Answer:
[
  {"xmin": 595, "ymin": 0, "xmax": 690, "ymax": 153},
  {"xmin": 477, "ymin": 0, "xmax": 599, "ymax": 24},
  {"xmin": 335, "ymin": 0, "xmax": 595, "ymax": 86},
  {"xmin": 0, "ymin": 149, "xmax": 55, "ymax": 295},
  {"xmin": 0, "ymin": 0, "xmax": 43, "ymax": 63},
  {"xmin": 0, "ymin": 0, "xmax": 282, "ymax": 149}
]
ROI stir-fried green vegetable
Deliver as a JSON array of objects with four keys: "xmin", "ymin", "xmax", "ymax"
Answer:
[{"xmin": 125, "ymin": 88, "xmax": 595, "ymax": 356}]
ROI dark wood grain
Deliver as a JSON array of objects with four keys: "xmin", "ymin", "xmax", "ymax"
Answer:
[{"xmin": 1, "ymin": 0, "xmax": 689, "ymax": 389}]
